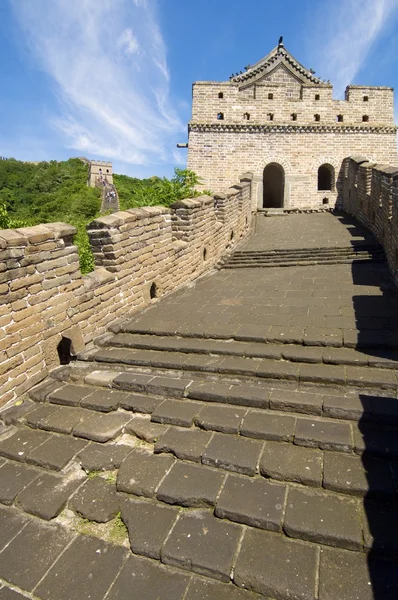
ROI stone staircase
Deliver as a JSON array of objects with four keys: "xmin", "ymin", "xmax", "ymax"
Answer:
[{"xmin": 219, "ymin": 242, "xmax": 386, "ymax": 269}]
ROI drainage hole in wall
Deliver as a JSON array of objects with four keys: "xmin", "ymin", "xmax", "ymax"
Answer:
[
  {"xmin": 150, "ymin": 282, "xmax": 158, "ymax": 299},
  {"xmin": 203, "ymin": 247, "xmax": 207, "ymax": 261},
  {"xmin": 322, "ymin": 197, "xmax": 329, "ymax": 205},
  {"xmin": 57, "ymin": 337, "xmax": 73, "ymax": 365}
]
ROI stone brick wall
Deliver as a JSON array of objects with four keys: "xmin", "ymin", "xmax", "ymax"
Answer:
[
  {"xmin": 0, "ymin": 175, "xmax": 252, "ymax": 407},
  {"xmin": 341, "ymin": 157, "xmax": 398, "ymax": 282}
]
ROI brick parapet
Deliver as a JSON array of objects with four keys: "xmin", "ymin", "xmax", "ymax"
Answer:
[
  {"xmin": 341, "ymin": 157, "xmax": 398, "ymax": 282},
  {"xmin": 0, "ymin": 176, "xmax": 252, "ymax": 406}
]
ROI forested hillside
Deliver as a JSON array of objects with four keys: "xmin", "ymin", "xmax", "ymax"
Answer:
[{"xmin": 0, "ymin": 159, "xmax": 207, "ymax": 273}]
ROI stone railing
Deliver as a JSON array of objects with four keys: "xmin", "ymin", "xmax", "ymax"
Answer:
[
  {"xmin": 0, "ymin": 173, "xmax": 253, "ymax": 406},
  {"xmin": 341, "ymin": 157, "xmax": 398, "ymax": 282}
]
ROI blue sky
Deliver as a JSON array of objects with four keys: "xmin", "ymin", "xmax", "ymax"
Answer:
[{"xmin": 1, "ymin": 0, "xmax": 398, "ymax": 178}]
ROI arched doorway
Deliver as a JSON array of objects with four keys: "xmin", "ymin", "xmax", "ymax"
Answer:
[{"xmin": 263, "ymin": 163, "xmax": 284, "ymax": 208}]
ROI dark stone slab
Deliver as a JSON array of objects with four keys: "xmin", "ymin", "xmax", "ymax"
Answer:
[
  {"xmin": 69, "ymin": 477, "xmax": 120, "ymax": 522},
  {"xmin": 295, "ymin": 417, "xmax": 352, "ymax": 452},
  {"xmin": 0, "ymin": 461, "xmax": 40, "ymax": 505},
  {"xmin": 255, "ymin": 359, "xmax": 299, "ymax": 381},
  {"xmin": 146, "ymin": 376, "xmax": 191, "ymax": 397},
  {"xmin": 162, "ymin": 509, "xmax": 242, "ymax": 582},
  {"xmin": 319, "ymin": 547, "xmax": 398, "ymax": 600},
  {"xmin": 107, "ymin": 554, "xmax": 189, "ymax": 600},
  {"xmin": 0, "ymin": 429, "xmax": 51, "ymax": 462},
  {"xmin": 157, "ymin": 461, "xmax": 225, "ymax": 507},
  {"xmin": 112, "ymin": 371, "xmax": 155, "ymax": 392},
  {"xmin": 362, "ymin": 501, "xmax": 398, "ymax": 555},
  {"xmin": 119, "ymin": 393, "xmax": 163, "ymax": 414},
  {"xmin": 284, "ymin": 487, "xmax": 362, "ymax": 550},
  {"xmin": 17, "ymin": 471, "xmax": 84, "ymax": 520},
  {"xmin": 121, "ymin": 497, "xmax": 179, "ymax": 559},
  {"xmin": 0, "ymin": 505, "xmax": 29, "ymax": 551},
  {"xmin": 270, "ymin": 389, "xmax": 323, "ymax": 416},
  {"xmin": 0, "ymin": 519, "xmax": 73, "ymax": 591},
  {"xmin": 80, "ymin": 389, "xmax": 128, "ymax": 412},
  {"xmin": 48, "ymin": 384, "xmax": 92, "ymax": 407},
  {"xmin": 353, "ymin": 424, "xmax": 398, "ymax": 459},
  {"xmin": 323, "ymin": 452, "xmax": 395, "ymax": 497},
  {"xmin": 215, "ymin": 474, "xmax": 286, "ymax": 531},
  {"xmin": 29, "ymin": 379, "xmax": 63, "ymax": 402},
  {"xmin": 241, "ymin": 410, "xmax": 296, "ymax": 442},
  {"xmin": 36, "ymin": 534, "xmax": 128, "ymax": 600},
  {"xmin": 346, "ymin": 366, "xmax": 397, "ymax": 390},
  {"xmin": 188, "ymin": 381, "xmax": 269, "ymax": 409},
  {"xmin": 260, "ymin": 441, "xmax": 323, "ymax": 487},
  {"xmin": 282, "ymin": 345, "xmax": 324, "ymax": 363},
  {"xmin": 25, "ymin": 404, "xmax": 59, "ymax": 428},
  {"xmin": 27, "ymin": 435, "xmax": 87, "ymax": 471},
  {"xmin": 78, "ymin": 442, "xmax": 133, "ymax": 472},
  {"xmin": 323, "ymin": 394, "xmax": 373, "ymax": 421},
  {"xmin": 38, "ymin": 405, "xmax": 90, "ymax": 434},
  {"xmin": 202, "ymin": 432, "xmax": 263, "ymax": 476},
  {"xmin": 0, "ymin": 400, "xmax": 36, "ymax": 426},
  {"xmin": 126, "ymin": 416, "xmax": 169, "ymax": 442},
  {"xmin": 117, "ymin": 448, "xmax": 174, "ymax": 497},
  {"xmin": 185, "ymin": 578, "xmax": 259, "ymax": 600},
  {"xmin": 234, "ymin": 528, "xmax": 319, "ymax": 600},
  {"xmin": 151, "ymin": 399, "xmax": 202, "ymax": 427},
  {"xmin": 196, "ymin": 404, "xmax": 247, "ymax": 434},
  {"xmin": 73, "ymin": 411, "xmax": 131, "ymax": 442},
  {"xmin": 155, "ymin": 427, "xmax": 213, "ymax": 462}
]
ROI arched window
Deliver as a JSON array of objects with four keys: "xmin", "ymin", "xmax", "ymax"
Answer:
[
  {"xmin": 217, "ymin": 112, "xmax": 224, "ymax": 120},
  {"xmin": 362, "ymin": 115, "xmax": 369, "ymax": 122},
  {"xmin": 218, "ymin": 92, "xmax": 224, "ymax": 99},
  {"xmin": 314, "ymin": 114, "xmax": 320, "ymax": 122},
  {"xmin": 268, "ymin": 93, "xmax": 274, "ymax": 100},
  {"xmin": 318, "ymin": 164, "xmax": 334, "ymax": 191},
  {"xmin": 243, "ymin": 112, "xmax": 250, "ymax": 120}
]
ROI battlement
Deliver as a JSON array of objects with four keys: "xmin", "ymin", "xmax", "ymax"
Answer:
[
  {"xmin": 0, "ymin": 175, "xmax": 253, "ymax": 406},
  {"xmin": 88, "ymin": 160, "xmax": 113, "ymax": 186}
]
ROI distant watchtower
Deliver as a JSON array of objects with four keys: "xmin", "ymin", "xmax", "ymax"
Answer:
[{"xmin": 88, "ymin": 161, "xmax": 113, "ymax": 187}]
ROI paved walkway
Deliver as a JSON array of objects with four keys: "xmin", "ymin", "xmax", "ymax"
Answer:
[{"xmin": 1, "ymin": 213, "xmax": 398, "ymax": 600}]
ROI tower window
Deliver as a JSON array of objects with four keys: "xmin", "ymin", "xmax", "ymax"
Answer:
[
  {"xmin": 268, "ymin": 93, "xmax": 274, "ymax": 100},
  {"xmin": 218, "ymin": 92, "xmax": 224, "ymax": 99},
  {"xmin": 362, "ymin": 115, "xmax": 369, "ymax": 122},
  {"xmin": 363, "ymin": 95, "xmax": 369, "ymax": 102},
  {"xmin": 291, "ymin": 113, "xmax": 297, "ymax": 121},
  {"xmin": 315, "ymin": 94, "xmax": 320, "ymax": 100},
  {"xmin": 337, "ymin": 115, "xmax": 343, "ymax": 122},
  {"xmin": 243, "ymin": 112, "xmax": 250, "ymax": 120},
  {"xmin": 318, "ymin": 164, "xmax": 335, "ymax": 191},
  {"xmin": 314, "ymin": 114, "xmax": 320, "ymax": 122},
  {"xmin": 217, "ymin": 112, "xmax": 224, "ymax": 120},
  {"xmin": 268, "ymin": 113, "xmax": 274, "ymax": 121}
]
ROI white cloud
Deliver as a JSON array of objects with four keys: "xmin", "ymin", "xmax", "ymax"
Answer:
[
  {"xmin": 311, "ymin": 0, "xmax": 398, "ymax": 97},
  {"xmin": 10, "ymin": 0, "xmax": 185, "ymax": 167}
]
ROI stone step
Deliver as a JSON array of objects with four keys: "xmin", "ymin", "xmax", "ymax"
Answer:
[
  {"xmin": 86, "ymin": 346, "xmax": 398, "ymax": 392},
  {"xmin": 229, "ymin": 249, "xmax": 384, "ymax": 259},
  {"xmin": 220, "ymin": 257, "xmax": 386, "ymax": 269},
  {"xmin": 103, "ymin": 332, "xmax": 398, "ymax": 370},
  {"xmin": 232, "ymin": 244, "xmax": 383, "ymax": 256}
]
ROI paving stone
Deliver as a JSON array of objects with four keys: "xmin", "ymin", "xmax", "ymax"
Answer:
[
  {"xmin": 35, "ymin": 534, "xmax": 128, "ymax": 600},
  {"xmin": 107, "ymin": 554, "xmax": 190, "ymax": 600},
  {"xmin": 281, "ymin": 345, "xmax": 324, "ymax": 363},
  {"xmin": 69, "ymin": 477, "xmax": 120, "ymax": 522},
  {"xmin": 260, "ymin": 441, "xmax": 323, "ymax": 487},
  {"xmin": 284, "ymin": 487, "xmax": 363, "ymax": 550},
  {"xmin": 195, "ymin": 404, "xmax": 246, "ymax": 434},
  {"xmin": 323, "ymin": 347, "xmax": 368, "ymax": 366},
  {"xmin": 112, "ymin": 371, "xmax": 156, "ymax": 392},
  {"xmin": 157, "ymin": 461, "xmax": 225, "ymax": 507},
  {"xmin": 241, "ymin": 410, "xmax": 296, "ymax": 442},
  {"xmin": 362, "ymin": 501, "xmax": 398, "ymax": 555},
  {"xmin": 187, "ymin": 381, "xmax": 269, "ymax": 409},
  {"xmin": 117, "ymin": 448, "xmax": 174, "ymax": 497},
  {"xmin": 38, "ymin": 405, "xmax": 90, "ymax": 434},
  {"xmin": 126, "ymin": 416, "xmax": 169, "ymax": 442},
  {"xmin": 353, "ymin": 424, "xmax": 398, "ymax": 458},
  {"xmin": 146, "ymin": 376, "xmax": 191, "ymax": 397},
  {"xmin": 0, "ymin": 400, "xmax": 36, "ymax": 426},
  {"xmin": 0, "ymin": 588, "xmax": 30, "ymax": 600},
  {"xmin": 299, "ymin": 363, "xmax": 346, "ymax": 385},
  {"xmin": 270, "ymin": 389, "xmax": 323, "ymax": 415},
  {"xmin": 255, "ymin": 359, "xmax": 299, "ymax": 380},
  {"xmin": 346, "ymin": 366, "xmax": 397, "ymax": 390},
  {"xmin": 78, "ymin": 442, "xmax": 133, "ymax": 471},
  {"xmin": 73, "ymin": 411, "xmax": 131, "ymax": 442},
  {"xmin": 234, "ymin": 528, "xmax": 319, "ymax": 600},
  {"xmin": 185, "ymin": 578, "xmax": 259, "ymax": 600},
  {"xmin": 319, "ymin": 546, "xmax": 398, "ymax": 600},
  {"xmin": 48, "ymin": 384, "xmax": 92, "ymax": 406},
  {"xmin": 24, "ymin": 404, "xmax": 59, "ymax": 428},
  {"xmin": 155, "ymin": 427, "xmax": 213, "ymax": 462},
  {"xmin": 323, "ymin": 394, "xmax": 373, "ymax": 421},
  {"xmin": 0, "ymin": 519, "xmax": 73, "ymax": 591},
  {"xmin": 29, "ymin": 379, "xmax": 63, "ymax": 402},
  {"xmin": 26, "ymin": 435, "xmax": 87, "ymax": 471},
  {"xmin": 119, "ymin": 392, "xmax": 163, "ymax": 413},
  {"xmin": 121, "ymin": 497, "xmax": 179, "ymax": 559},
  {"xmin": 303, "ymin": 327, "xmax": 343, "ymax": 347},
  {"xmin": 0, "ymin": 505, "xmax": 29, "ymax": 551},
  {"xmin": 17, "ymin": 470, "xmax": 84, "ymax": 520},
  {"xmin": 202, "ymin": 433, "xmax": 263, "ymax": 475},
  {"xmin": 295, "ymin": 417, "xmax": 352, "ymax": 452},
  {"xmin": 84, "ymin": 369, "xmax": 121, "ymax": 386},
  {"xmin": 80, "ymin": 389, "xmax": 128, "ymax": 412},
  {"xmin": 161, "ymin": 509, "xmax": 242, "ymax": 582},
  {"xmin": 323, "ymin": 452, "xmax": 395, "ymax": 497},
  {"xmin": 0, "ymin": 461, "xmax": 40, "ymax": 505},
  {"xmin": 215, "ymin": 474, "xmax": 286, "ymax": 531},
  {"xmin": 151, "ymin": 399, "xmax": 202, "ymax": 427},
  {"xmin": 0, "ymin": 429, "xmax": 51, "ymax": 462}
]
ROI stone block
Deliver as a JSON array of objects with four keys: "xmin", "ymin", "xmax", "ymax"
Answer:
[
  {"xmin": 69, "ymin": 477, "xmax": 120, "ymax": 522},
  {"xmin": 27, "ymin": 435, "xmax": 87, "ymax": 471},
  {"xmin": 151, "ymin": 399, "xmax": 202, "ymax": 427},
  {"xmin": 155, "ymin": 427, "xmax": 213, "ymax": 462},
  {"xmin": 241, "ymin": 410, "xmax": 296, "ymax": 441},
  {"xmin": 202, "ymin": 432, "xmax": 263, "ymax": 475},
  {"xmin": 260, "ymin": 441, "xmax": 323, "ymax": 486},
  {"xmin": 117, "ymin": 448, "xmax": 174, "ymax": 497},
  {"xmin": 157, "ymin": 461, "xmax": 225, "ymax": 507},
  {"xmin": 295, "ymin": 417, "xmax": 352, "ymax": 452},
  {"xmin": 0, "ymin": 461, "xmax": 40, "ymax": 505},
  {"xmin": 195, "ymin": 404, "xmax": 247, "ymax": 433},
  {"xmin": 78, "ymin": 442, "xmax": 132, "ymax": 471},
  {"xmin": 73, "ymin": 411, "xmax": 131, "ymax": 442}
]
